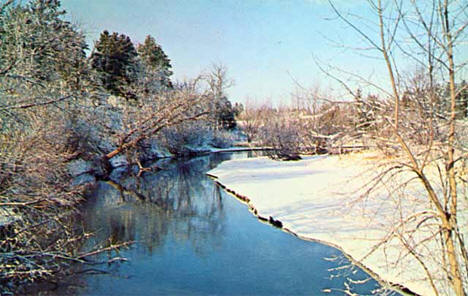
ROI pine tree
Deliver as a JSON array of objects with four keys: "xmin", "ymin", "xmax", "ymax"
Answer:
[
  {"xmin": 214, "ymin": 96, "xmax": 237, "ymax": 130},
  {"xmin": 90, "ymin": 30, "xmax": 138, "ymax": 97},
  {"xmin": 136, "ymin": 35, "xmax": 173, "ymax": 88}
]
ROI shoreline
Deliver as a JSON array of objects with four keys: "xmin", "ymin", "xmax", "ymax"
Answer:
[
  {"xmin": 206, "ymin": 152, "xmax": 465, "ymax": 296},
  {"xmin": 208, "ymin": 175, "xmax": 418, "ymax": 296}
]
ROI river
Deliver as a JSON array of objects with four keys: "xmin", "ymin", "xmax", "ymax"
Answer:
[{"xmin": 38, "ymin": 152, "xmax": 394, "ymax": 295}]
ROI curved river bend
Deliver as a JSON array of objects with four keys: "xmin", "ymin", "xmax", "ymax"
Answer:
[{"xmin": 43, "ymin": 152, "xmax": 397, "ymax": 295}]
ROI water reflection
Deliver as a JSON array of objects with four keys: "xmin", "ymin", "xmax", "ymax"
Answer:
[
  {"xmin": 39, "ymin": 151, "xmax": 396, "ymax": 295},
  {"xmin": 82, "ymin": 153, "xmax": 237, "ymax": 256}
]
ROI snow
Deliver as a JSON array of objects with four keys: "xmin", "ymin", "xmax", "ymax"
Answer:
[
  {"xmin": 208, "ymin": 151, "xmax": 468, "ymax": 296},
  {"xmin": 0, "ymin": 208, "xmax": 20, "ymax": 227}
]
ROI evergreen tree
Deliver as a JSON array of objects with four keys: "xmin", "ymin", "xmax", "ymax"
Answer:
[
  {"xmin": 233, "ymin": 102, "xmax": 244, "ymax": 117},
  {"xmin": 214, "ymin": 96, "xmax": 237, "ymax": 130},
  {"xmin": 0, "ymin": 0, "xmax": 88, "ymax": 89},
  {"xmin": 90, "ymin": 30, "xmax": 138, "ymax": 97},
  {"xmin": 136, "ymin": 35, "xmax": 173, "ymax": 88}
]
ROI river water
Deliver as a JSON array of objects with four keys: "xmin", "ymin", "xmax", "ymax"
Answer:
[{"xmin": 45, "ymin": 152, "xmax": 395, "ymax": 295}]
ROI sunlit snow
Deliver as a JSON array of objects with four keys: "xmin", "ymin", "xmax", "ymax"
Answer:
[{"xmin": 208, "ymin": 152, "xmax": 468, "ymax": 296}]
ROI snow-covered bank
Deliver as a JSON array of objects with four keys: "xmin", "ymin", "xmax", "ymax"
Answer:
[{"xmin": 208, "ymin": 152, "xmax": 467, "ymax": 296}]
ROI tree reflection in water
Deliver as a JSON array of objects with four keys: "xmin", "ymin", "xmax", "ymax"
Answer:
[
  {"xmin": 80, "ymin": 153, "xmax": 236, "ymax": 256},
  {"xmin": 31, "ymin": 151, "xmax": 388, "ymax": 296}
]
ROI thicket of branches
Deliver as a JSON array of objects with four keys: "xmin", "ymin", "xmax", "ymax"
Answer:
[
  {"xmin": 238, "ymin": 77, "xmax": 467, "ymax": 160},
  {"xmin": 324, "ymin": 1, "xmax": 467, "ymax": 295},
  {"xmin": 238, "ymin": 96, "xmax": 365, "ymax": 159},
  {"xmin": 0, "ymin": 0, "xmax": 239, "ymax": 292},
  {"xmin": 237, "ymin": 1, "xmax": 467, "ymax": 294},
  {"xmin": 236, "ymin": 1, "xmax": 468, "ymax": 295}
]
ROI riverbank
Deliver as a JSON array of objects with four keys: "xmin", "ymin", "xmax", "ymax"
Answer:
[
  {"xmin": 207, "ymin": 151, "xmax": 468, "ymax": 296},
  {"xmin": 66, "ymin": 144, "xmax": 267, "ymax": 187},
  {"xmin": 0, "ymin": 145, "xmax": 264, "ymax": 228},
  {"xmin": 29, "ymin": 151, "xmax": 381, "ymax": 295}
]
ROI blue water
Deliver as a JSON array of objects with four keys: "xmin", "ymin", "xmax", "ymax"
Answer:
[{"xmin": 46, "ymin": 152, "xmax": 397, "ymax": 295}]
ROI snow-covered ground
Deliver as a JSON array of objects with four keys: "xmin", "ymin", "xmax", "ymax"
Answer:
[{"xmin": 208, "ymin": 152, "xmax": 467, "ymax": 296}]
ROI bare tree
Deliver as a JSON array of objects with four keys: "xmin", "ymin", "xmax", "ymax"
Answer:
[
  {"xmin": 237, "ymin": 99, "xmax": 271, "ymax": 144},
  {"xmin": 327, "ymin": 0, "xmax": 467, "ymax": 295},
  {"xmin": 104, "ymin": 84, "xmax": 211, "ymax": 162},
  {"xmin": 0, "ymin": 1, "xmax": 132, "ymax": 292},
  {"xmin": 204, "ymin": 64, "xmax": 237, "ymax": 130}
]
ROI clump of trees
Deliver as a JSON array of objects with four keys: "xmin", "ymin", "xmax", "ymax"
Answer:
[
  {"xmin": 237, "ymin": 96, "xmax": 361, "ymax": 160},
  {"xmin": 0, "ymin": 0, "xmax": 239, "ymax": 292},
  {"xmin": 91, "ymin": 30, "xmax": 139, "ymax": 97},
  {"xmin": 324, "ymin": 1, "xmax": 467, "ymax": 295},
  {"xmin": 137, "ymin": 35, "xmax": 173, "ymax": 89},
  {"xmin": 235, "ymin": 2, "xmax": 467, "ymax": 293},
  {"xmin": 0, "ymin": 0, "xmax": 102, "ymax": 291},
  {"xmin": 205, "ymin": 65, "xmax": 242, "ymax": 130}
]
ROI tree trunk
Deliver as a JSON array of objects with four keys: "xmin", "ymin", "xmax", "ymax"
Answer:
[{"xmin": 443, "ymin": 1, "xmax": 465, "ymax": 294}]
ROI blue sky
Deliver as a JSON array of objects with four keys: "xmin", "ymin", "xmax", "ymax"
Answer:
[
  {"xmin": 61, "ymin": 0, "xmax": 367, "ymax": 103},
  {"xmin": 61, "ymin": 0, "xmax": 466, "ymax": 104}
]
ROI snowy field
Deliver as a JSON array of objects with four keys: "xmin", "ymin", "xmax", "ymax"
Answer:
[{"xmin": 208, "ymin": 152, "xmax": 468, "ymax": 296}]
